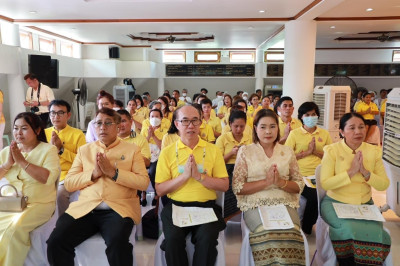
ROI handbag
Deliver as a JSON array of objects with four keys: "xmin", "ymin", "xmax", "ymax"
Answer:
[{"xmin": 0, "ymin": 184, "xmax": 28, "ymax": 212}]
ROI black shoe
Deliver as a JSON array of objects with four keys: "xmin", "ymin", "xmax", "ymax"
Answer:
[
  {"xmin": 152, "ymin": 198, "xmax": 157, "ymax": 206},
  {"xmin": 141, "ymin": 198, "xmax": 147, "ymax": 207}
]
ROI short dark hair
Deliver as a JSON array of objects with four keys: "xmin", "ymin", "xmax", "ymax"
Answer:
[
  {"xmin": 173, "ymin": 90, "xmax": 180, "ymax": 95},
  {"xmin": 149, "ymin": 100, "xmax": 161, "ymax": 110},
  {"xmin": 114, "ymin": 100, "xmax": 124, "ymax": 108},
  {"xmin": 49, "ymin": 99, "xmax": 71, "ymax": 113},
  {"xmin": 143, "ymin": 92, "xmax": 150, "ymax": 96},
  {"xmin": 229, "ymin": 110, "xmax": 247, "ymax": 125},
  {"xmin": 116, "ymin": 109, "xmax": 131, "ymax": 119},
  {"xmin": 149, "ymin": 108, "xmax": 162, "ymax": 118},
  {"xmin": 256, "ymin": 89, "xmax": 261, "ymax": 93},
  {"xmin": 14, "ymin": 112, "xmax": 47, "ymax": 143},
  {"xmin": 297, "ymin": 102, "xmax": 320, "ymax": 123},
  {"xmin": 339, "ymin": 112, "xmax": 365, "ymax": 132},
  {"xmin": 97, "ymin": 90, "xmax": 114, "ymax": 105},
  {"xmin": 233, "ymin": 99, "xmax": 248, "ymax": 112},
  {"xmin": 249, "ymin": 93, "xmax": 259, "ymax": 102},
  {"xmin": 236, "ymin": 91, "xmax": 243, "ymax": 95},
  {"xmin": 252, "ymin": 109, "xmax": 280, "ymax": 144},
  {"xmin": 362, "ymin": 91, "xmax": 372, "ymax": 98},
  {"xmin": 274, "ymin": 96, "xmax": 293, "ymax": 113},
  {"xmin": 200, "ymin": 98, "xmax": 212, "ymax": 107},
  {"xmin": 380, "ymin": 89, "xmax": 387, "ymax": 93},
  {"xmin": 95, "ymin": 108, "xmax": 121, "ymax": 124},
  {"xmin": 200, "ymin": 88, "xmax": 208, "ymax": 94},
  {"xmin": 24, "ymin": 73, "xmax": 38, "ymax": 81}
]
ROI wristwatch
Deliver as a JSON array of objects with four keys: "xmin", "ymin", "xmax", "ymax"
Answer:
[
  {"xmin": 58, "ymin": 147, "xmax": 64, "ymax": 155},
  {"xmin": 112, "ymin": 168, "xmax": 119, "ymax": 182}
]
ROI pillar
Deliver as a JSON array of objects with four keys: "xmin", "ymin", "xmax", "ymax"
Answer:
[
  {"xmin": 157, "ymin": 77, "xmax": 164, "ymax": 97},
  {"xmin": 282, "ymin": 20, "xmax": 316, "ymax": 116}
]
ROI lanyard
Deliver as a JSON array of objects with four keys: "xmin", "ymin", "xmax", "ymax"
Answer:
[{"xmin": 30, "ymin": 83, "xmax": 41, "ymax": 104}]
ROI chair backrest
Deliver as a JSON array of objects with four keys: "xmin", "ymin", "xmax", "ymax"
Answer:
[{"xmin": 315, "ymin": 164, "xmax": 326, "ymax": 216}]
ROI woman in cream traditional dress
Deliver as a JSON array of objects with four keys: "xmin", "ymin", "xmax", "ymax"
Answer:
[
  {"xmin": 233, "ymin": 109, "xmax": 305, "ymax": 266},
  {"xmin": 0, "ymin": 112, "xmax": 60, "ymax": 266}
]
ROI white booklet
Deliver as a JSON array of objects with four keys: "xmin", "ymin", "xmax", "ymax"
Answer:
[
  {"xmin": 172, "ymin": 204, "xmax": 218, "ymax": 227},
  {"xmin": 332, "ymin": 203, "xmax": 385, "ymax": 222},
  {"xmin": 258, "ymin": 204, "xmax": 294, "ymax": 230}
]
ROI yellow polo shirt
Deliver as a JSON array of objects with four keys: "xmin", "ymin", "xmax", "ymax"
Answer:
[
  {"xmin": 120, "ymin": 133, "xmax": 151, "ymax": 160},
  {"xmin": 156, "ymin": 138, "xmax": 228, "ymax": 202},
  {"xmin": 355, "ymin": 101, "xmax": 379, "ymax": 120},
  {"xmin": 45, "ymin": 125, "xmax": 86, "ymax": 182},
  {"xmin": 321, "ymin": 140, "xmax": 389, "ymax": 205},
  {"xmin": 285, "ymin": 126, "xmax": 332, "ymax": 176},
  {"xmin": 216, "ymin": 132, "xmax": 252, "ymax": 164},
  {"xmin": 380, "ymin": 99, "xmax": 387, "ymax": 114},
  {"xmin": 199, "ymin": 121, "xmax": 216, "ymax": 143},
  {"xmin": 247, "ymin": 105, "xmax": 262, "ymax": 118},
  {"xmin": 222, "ymin": 123, "xmax": 253, "ymax": 137},
  {"xmin": 136, "ymin": 106, "xmax": 149, "ymax": 119},
  {"xmin": 141, "ymin": 120, "xmax": 169, "ymax": 145},
  {"xmin": 278, "ymin": 117, "xmax": 302, "ymax": 140},
  {"xmin": 142, "ymin": 117, "xmax": 171, "ymax": 131},
  {"xmin": 177, "ymin": 99, "xmax": 186, "ymax": 108},
  {"xmin": 132, "ymin": 112, "xmax": 145, "ymax": 134},
  {"xmin": 203, "ymin": 116, "xmax": 222, "ymax": 135},
  {"xmin": 161, "ymin": 133, "xmax": 180, "ymax": 149}
]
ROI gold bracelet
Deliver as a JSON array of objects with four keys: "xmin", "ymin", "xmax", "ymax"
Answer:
[
  {"xmin": 24, "ymin": 162, "xmax": 31, "ymax": 171},
  {"xmin": 280, "ymin": 180, "xmax": 288, "ymax": 189}
]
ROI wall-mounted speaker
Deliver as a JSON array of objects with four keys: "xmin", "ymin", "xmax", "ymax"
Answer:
[{"xmin": 109, "ymin": 47, "xmax": 120, "ymax": 59}]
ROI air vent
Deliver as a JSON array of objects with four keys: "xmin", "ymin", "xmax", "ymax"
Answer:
[
  {"xmin": 313, "ymin": 93, "xmax": 325, "ymax": 127},
  {"xmin": 334, "ymin": 93, "xmax": 347, "ymax": 120},
  {"xmin": 384, "ymin": 103, "xmax": 400, "ymax": 134}
]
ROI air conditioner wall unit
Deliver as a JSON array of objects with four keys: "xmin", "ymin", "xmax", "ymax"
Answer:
[
  {"xmin": 382, "ymin": 88, "xmax": 400, "ymax": 217},
  {"xmin": 313, "ymin": 86, "xmax": 351, "ymax": 143},
  {"xmin": 113, "ymin": 85, "xmax": 135, "ymax": 106}
]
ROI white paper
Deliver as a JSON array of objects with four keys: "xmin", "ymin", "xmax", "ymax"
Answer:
[
  {"xmin": 172, "ymin": 204, "xmax": 218, "ymax": 227},
  {"xmin": 332, "ymin": 203, "xmax": 385, "ymax": 222},
  {"xmin": 258, "ymin": 204, "xmax": 294, "ymax": 230}
]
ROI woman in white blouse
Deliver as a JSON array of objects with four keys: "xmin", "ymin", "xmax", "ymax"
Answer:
[{"xmin": 233, "ymin": 109, "xmax": 305, "ymax": 266}]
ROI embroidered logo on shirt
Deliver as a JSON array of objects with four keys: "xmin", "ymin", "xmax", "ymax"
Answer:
[{"xmin": 318, "ymin": 137, "xmax": 323, "ymax": 142}]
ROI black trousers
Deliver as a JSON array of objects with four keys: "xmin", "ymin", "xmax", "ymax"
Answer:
[
  {"xmin": 47, "ymin": 209, "xmax": 134, "ymax": 266},
  {"xmin": 160, "ymin": 200, "xmax": 226, "ymax": 266},
  {"xmin": 148, "ymin": 160, "xmax": 158, "ymax": 193},
  {"xmin": 301, "ymin": 186, "xmax": 318, "ymax": 234}
]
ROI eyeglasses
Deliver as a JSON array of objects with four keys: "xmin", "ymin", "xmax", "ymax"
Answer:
[
  {"xmin": 50, "ymin": 111, "xmax": 67, "ymax": 117},
  {"xmin": 177, "ymin": 119, "xmax": 201, "ymax": 126},
  {"xmin": 94, "ymin": 121, "xmax": 117, "ymax": 128}
]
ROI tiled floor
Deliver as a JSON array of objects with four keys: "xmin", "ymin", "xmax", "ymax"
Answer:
[{"xmin": 135, "ymin": 190, "xmax": 400, "ymax": 266}]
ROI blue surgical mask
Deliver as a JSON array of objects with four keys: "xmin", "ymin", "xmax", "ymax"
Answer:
[{"xmin": 303, "ymin": 116, "xmax": 318, "ymax": 128}]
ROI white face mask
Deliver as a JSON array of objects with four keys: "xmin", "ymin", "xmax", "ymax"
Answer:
[
  {"xmin": 137, "ymin": 105, "xmax": 141, "ymax": 109},
  {"xmin": 217, "ymin": 95, "xmax": 223, "ymax": 99},
  {"xmin": 150, "ymin": 117, "xmax": 161, "ymax": 127},
  {"xmin": 112, "ymin": 107, "xmax": 120, "ymax": 111},
  {"xmin": 243, "ymin": 96, "xmax": 248, "ymax": 101},
  {"xmin": 182, "ymin": 93, "xmax": 187, "ymax": 97},
  {"xmin": 161, "ymin": 105, "xmax": 166, "ymax": 110}
]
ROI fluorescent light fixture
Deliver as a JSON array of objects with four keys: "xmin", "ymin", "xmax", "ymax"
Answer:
[
  {"xmin": 330, "ymin": 26, "xmax": 336, "ymax": 29},
  {"xmin": 259, "ymin": 10, "xmax": 265, "ymax": 13},
  {"xmin": 366, "ymin": 8, "xmax": 374, "ymax": 12},
  {"xmin": 29, "ymin": 11, "xmax": 37, "ymax": 14}
]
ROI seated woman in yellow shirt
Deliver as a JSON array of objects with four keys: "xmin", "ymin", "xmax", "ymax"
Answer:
[
  {"xmin": 261, "ymin": 95, "xmax": 273, "ymax": 111},
  {"xmin": 218, "ymin": 94, "xmax": 233, "ymax": 127},
  {"xmin": 216, "ymin": 110, "xmax": 252, "ymax": 221},
  {"xmin": 247, "ymin": 93, "xmax": 262, "ymax": 118},
  {"xmin": 285, "ymin": 102, "xmax": 332, "ymax": 234},
  {"xmin": 355, "ymin": 92, "xmax": 379, "ymax": 143},
  {"xmin": 320, "ymin": 113, "xmax": 390, "ymax": 265},
  {"xmin": 126, "ymin": 99, "xmax": 145, "ymax": 134}
]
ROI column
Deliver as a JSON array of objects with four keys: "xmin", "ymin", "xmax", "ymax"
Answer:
[
  {"xmin": 157, "ymin": 77, "xmax": 164, "ymax": 97},
  {"xmin": 282, "ymin": 20, "xmax": 316, "ymax": 116}
]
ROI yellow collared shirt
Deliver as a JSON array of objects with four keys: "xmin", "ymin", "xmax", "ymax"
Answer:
[
  {"xmin": 136, "ymin": 106, "xmax": 149, "ymax": 119},
  {"xmin": 278, "ymin": 117, "xmax": 302, "ymax": 140},
  {"xmin": 216, "ymin": 132, "xmax": 253, "ymax": 164},
  {"xmin": 141, "ymin": 119, "xmax": 170, "ymax": 144},
  {"xmin": 321, "ymin": 140, "xmax": 389, "ymax": 205},
  {"xmin": 199, "ymin": 121, "xmax": 216, "ymax": 143},
  {"xmin": 161, "ymin": 133, "xmax": 180, "ymax": 149},
  {"xmin": 247, "ymin": 105, "xmax": 262, "ymax": 118},
  {"xmin": 285, "ymin": 126, "xmax": 332, "ymax": 176},
  {"xmin": 120, "ymin": 132, "xmax": 151, "ymax": 160},
  {"xmin": 203, "ymin": 115, "xmax": 222, "ymax": 135},
  {"xmin": 65, "ymin": 138, "xmax": 149, "ymax": 224},
  {"xmin": 156, "ymin": 138, "xmax": 228, "ymax": 202},
  {"xmin": 177, "ymin": 99, "xmax": 186, "ymax": 107},
  {"xmin": 45, "ymin": 125, "xmax": 86, "ymax": 182},
  {"xmin": 355, "ymin": 101, "xmax": 379, "ymax": 120}
]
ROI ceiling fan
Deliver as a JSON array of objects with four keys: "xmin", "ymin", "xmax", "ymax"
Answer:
[
  {"xmin": 335, "ymin": 31, "xmax": 400, "ymax": 42},
  {"xmin": 127, "ymin": 33, "xmax": 214, "ymax": 43}
]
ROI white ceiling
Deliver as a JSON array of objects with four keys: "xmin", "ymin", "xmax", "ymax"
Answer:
[{"xmin": 1, "ymin": 0, "xmax": 400, "ymax": 49}]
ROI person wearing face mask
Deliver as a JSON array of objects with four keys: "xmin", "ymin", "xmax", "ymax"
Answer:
[
  {"xmin": 242, "ymin": 92, "xmax": 249, "ymax": 103},
  {"xmin": 212, "ymin": 91, "xmax": 223, "ymax": 110},
  {"xmin": 141, "ymin": 109, "xmax": 168, "ymax": 206},
  {"xmin": 179, "ymin": 88, "xmax": 192, "ymax": 105},
  {"xmin": 113, "ymin": 100, "xmax": 124, "ymax": 111},
  {"xmin": 285, "ymin": 102, "xmax": 332, "ymax": 235}
]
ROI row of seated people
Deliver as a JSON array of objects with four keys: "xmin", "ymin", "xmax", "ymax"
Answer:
[{"xmin": 0, "ymin": 92, "xmax": 391, "ymax": 265}]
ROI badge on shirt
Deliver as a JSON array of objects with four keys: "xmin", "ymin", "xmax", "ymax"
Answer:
[
  {"xmin": 281, "ymin": 151, "xmax": 285, "ymax": 156},
  {"xmin": 339, "ymin": 156, "xmax": 344, "ymax": 161},
  {"xmin": 318, "ymin": 137, "xmax": 323, "ymax": 142},
  {"xmin": 202, "ymin": 133, "xmax": 206, "ymax": 138}
]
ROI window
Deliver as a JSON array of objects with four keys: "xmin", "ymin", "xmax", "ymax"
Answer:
[
  {"xmin": 393, "ymin": 50, "xmax": 400, "ymax": 62},
  {"xmin": 264, "ymin": 51, "xmax": 284, "ymax": 62},
  {"xmin": 194, "ymin": 51, "xmax": 221, "ymax": 62},
  {"xmin": 60, "ymin": 41, "xmax": 73, "ymax": 57},
  {"xmin": 163, "ymin": 51, "xmax": 186, "ymax": 63},
  {"xmin": 20, "ymin": 31, "xmax": 33, "ymax": 49},
  {"xmin": 39, "ymin": 37, "xmax": 55, "ymax": 53},
  {"xmin": 229, "ymin": 52, "xmax": 255, "ymax": 63}
]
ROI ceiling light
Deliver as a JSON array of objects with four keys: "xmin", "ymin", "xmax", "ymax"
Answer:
[
  {"xmin": 248, "ymin": 26, "xmax": 254, "ymax": 30},
  {"xmin": 259, "ymin": 10, "xmax": 265, "ymax": 13},
  {"xmin": 29, "ymin": 11, "xmax": 37, "ymax": 14},
  {"xmin": 366, "ymin": 8, "xmax": 373, "ymax": 12},
  {"xmin": 330, "ymin": 26, "xmax": 336, "ymax": 29}
]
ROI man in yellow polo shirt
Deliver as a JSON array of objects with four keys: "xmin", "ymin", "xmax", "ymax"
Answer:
[
  {"xmin": 172, "ymin": 90, "xmax": 186, "ymax": 108},
  {"xmin": 200, "ymin": 98, "xmax": 222, "ymax": 138},
  {"xmin": 275, "ymin": 96, "xmax": 302, "ymax": 144},
  {"xmin": 45, "ymin": 100, "xmax": 86, "ymax": 215},
  {"xmin": 155, "ymin": 105, "xmax": 228, "ymax": 266}
]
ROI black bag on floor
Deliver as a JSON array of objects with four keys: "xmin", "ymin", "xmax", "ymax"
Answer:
[{"xmin": 142, "ymin": 208, "xmax": 159, "ymax": 239}]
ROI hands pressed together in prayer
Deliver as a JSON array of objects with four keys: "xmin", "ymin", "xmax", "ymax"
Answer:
[
  {"xmin": 265, "ymin": 164, "xmax": 287, "ymax": 189},
  {"xmin": 181, "ymin": 154, "xmax": 205, "ymax": 183},
  {"xmin": 92, "ymin": 152, "xmax": 116, "ymax": 181},
  {"xmin": 347, "ymin": 151, "xmax": 369, "ymax": 179}
]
